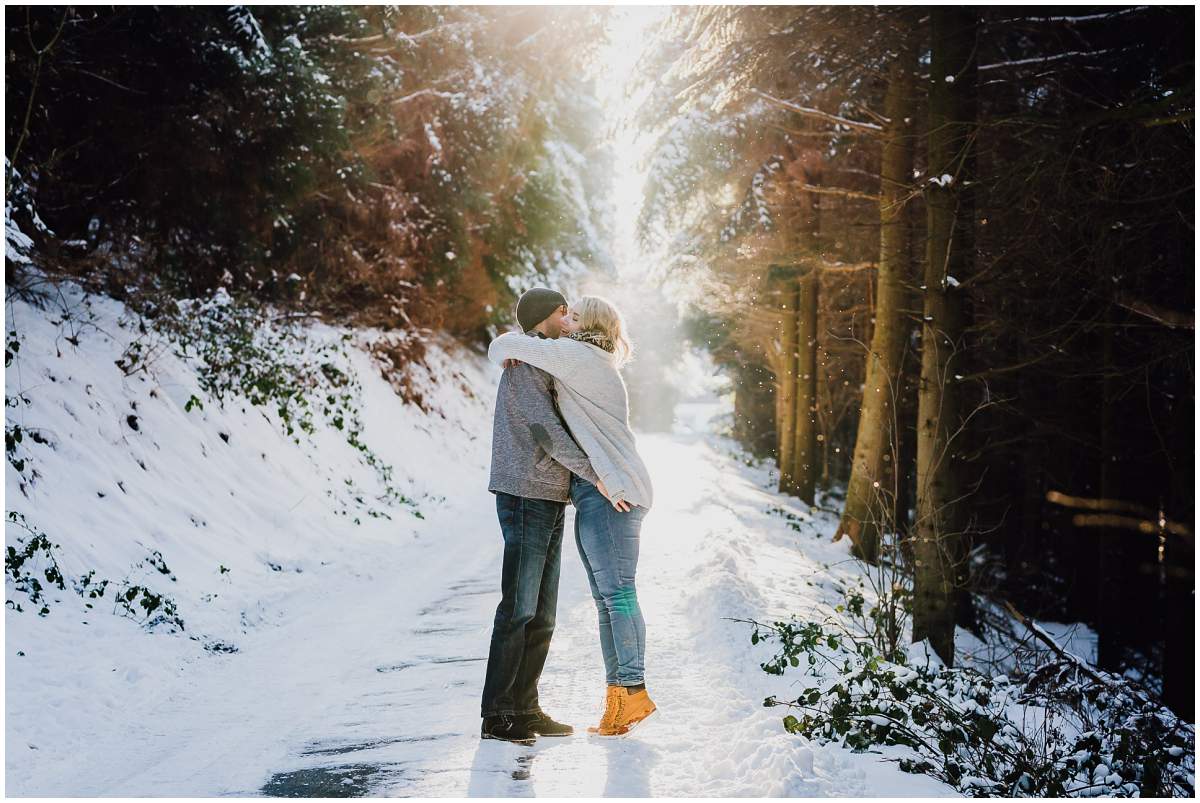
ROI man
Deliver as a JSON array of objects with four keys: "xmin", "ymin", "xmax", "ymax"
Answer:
[{"xmin": 480, "ymin": 287, "xmax": 610, "ymax": 743}]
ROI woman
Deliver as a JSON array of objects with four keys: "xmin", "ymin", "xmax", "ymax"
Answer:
[{"xmin": 488, "ymin": 295, "xmax": 656, "ymax": 737}]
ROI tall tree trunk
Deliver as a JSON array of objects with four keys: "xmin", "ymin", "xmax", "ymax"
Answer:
[
  {"xmin": 777, "ymin": 282, "xmax": 799, "ymax": 494},
  {"xmin": 836, "ymin": 38, "xmax": 917, "ymax": 562},
  {"xmin": 1096, "ymin": 296, "xmax": 1121, "ymax": 670},
  {"xmin": 794, "ymin": 270, "xmax": 818, "ymax": 504},
  {"xmin": 913, "ymin": 6, "xmax": 977, "ymax": 667},
  {"xmin": 1162, "ymin": 359, "xmax": 1195, "ymax": 717},
  {"xmin": 787, "ymin": 154, "xmax": 823, "ymax": 503},
  {"xmin": 895, "ymin": 361, "xmax": 918, "ymax": 541},
  {"xmin": 734, "ymin": 369, "xmax": 754, "ymax": 446},
  {"xmin": 816, "ymin": 338, "xmax": 832, "ymax": 488},
  {"xmin": 734, "ymin": 353, "xmax": 777, "ymax": 457}
]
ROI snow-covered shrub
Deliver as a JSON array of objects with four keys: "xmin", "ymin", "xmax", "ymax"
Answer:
[
  {"xmin": 766, "ymin": 505, "xmax": 814, "ymax": 535},
  {"xmin": 4, "ymin": 512, "xmax": 65, "ymax": 616},
  {"xmin": 6, "ymin": 512, "xmax": 184, "ymax": 632},
  {"xmin": 4, "ymin": 419, "xmax": 48, "ymax": 481},
  {"xmin": 137, "ymin": 288, "xmax": 421, "ymax": 524},
  {"xmin": 750, "ymin": 618, "xmax": 1194, "ymax": 797},
  {"xmin": 834, "ymin": 577, "xmax": 912, "ymax": 666},
  {"xmin": 111, "ymin": 582, "xmax": 185, "ymax": 633},
  {"xmin": 144, "ymin": 289, "xmax": 343, "ymax": 440},
  {"xmin": 1019, "ymin": 658, "xmax": 1194, "ymax": 797},
  {"xmin": 4, "ymin": 329, "xmax": 49, "ymax": 484}
]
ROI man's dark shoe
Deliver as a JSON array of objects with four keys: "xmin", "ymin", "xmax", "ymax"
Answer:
[
  {"xmin": 525, "ymin": 709, "xmax": 574, "ymax": 737},
  {"xmin": 481, "ymin": 714, "xmax": 536, "ymax": 744}
]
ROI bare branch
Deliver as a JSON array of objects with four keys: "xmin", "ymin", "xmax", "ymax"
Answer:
[
  {"xmin": 1115, "ymin": 294, "xmax": 1194, "ymax": 329},
  {"xmin": 986, "ymin": 7, "xmax": 1149, "ymax": 26},
  {"xmin": 1004, "ymin": 601, "xmax": 1113, "ymax": 687},
  {"xmin": 978, "ymin": 48, "xmax": 1120, "ymax": 73},
  {"xmin": 390, "ymin": 88, "xmax": 465, "ymax": 106},
  {"xmin": 751, "ymin": 90, "xmax": 884, "ymax": 135},
  {"xmin": 796, "ymin": 183, "xmax": 880, "ymax": 203},
  {"xmin": 1045, "ymin": 490, "xmax": 1158, "ymax": 519},
  {"xmin": 1070, "ymin": 513, "xmax": 1193, "ymax": 539}
]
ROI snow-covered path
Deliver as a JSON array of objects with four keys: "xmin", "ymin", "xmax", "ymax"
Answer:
[{"xmin": 23, "ymin": 402, "xmax": 946, "ymax": 797}]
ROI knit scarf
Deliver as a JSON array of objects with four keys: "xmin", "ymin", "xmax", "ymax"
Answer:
[{"xmin": 568, "ymin": 329, "xmax": 615, "ymax": 354}]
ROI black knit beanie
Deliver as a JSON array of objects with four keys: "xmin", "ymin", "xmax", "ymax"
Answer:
[{"xmin": 515, "ymin": 287, "xmax": 568, "ymax": 333}]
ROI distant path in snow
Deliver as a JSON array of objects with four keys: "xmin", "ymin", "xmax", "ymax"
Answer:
[{"xmin": 67, "ymin": 405, "xmax": 952, "ymax": 797}]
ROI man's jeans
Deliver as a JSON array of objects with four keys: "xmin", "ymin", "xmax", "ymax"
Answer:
[
  {"xmin": 570, "ymin": 474, "xmax": 649, "ymax": 686},
  {"xmin": 480, "ymin": 492, "xmax": 565, "ymax": 718}
]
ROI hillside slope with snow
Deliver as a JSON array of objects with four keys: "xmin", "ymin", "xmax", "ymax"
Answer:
[{"xmin": 4, "ymin": 280, "xmax": 499, "ymax": 793}]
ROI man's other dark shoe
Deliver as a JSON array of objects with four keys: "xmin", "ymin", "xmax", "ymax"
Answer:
[
  {"xmin": 526, "ymin": 710, "xmax": 574, "ymax": 737},
  {"xmin": 481, "ymin": 714, "xmax": 537, "ymax": 744}
]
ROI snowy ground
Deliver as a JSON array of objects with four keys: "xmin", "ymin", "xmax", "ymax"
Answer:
[{"xmin": 6, "ymin": 284, "xmax": 959, "ymax": 796}]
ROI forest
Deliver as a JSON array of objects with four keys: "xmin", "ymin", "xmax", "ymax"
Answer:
[
  {"xmin": 630, "ymin": 5, "xmax": 1194, "ymax": 716},
  {"xmin": 4, "ymin": 4, "xmax": 1195, "ymax": 797}
]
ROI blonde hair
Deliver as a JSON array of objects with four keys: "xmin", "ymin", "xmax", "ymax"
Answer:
[{"xmin": 573, "ymin": 294, "xmax": 634, "ymax": 368}]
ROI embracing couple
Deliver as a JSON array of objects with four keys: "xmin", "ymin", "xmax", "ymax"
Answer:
[{"xmin": 479, "ymin": 287, "xmax": 655, "ymax": 744}]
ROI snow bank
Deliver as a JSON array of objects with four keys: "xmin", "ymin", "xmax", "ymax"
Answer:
[{"xmin": 4, "ymin": 279, "xmax": 497, "ymax": 791}]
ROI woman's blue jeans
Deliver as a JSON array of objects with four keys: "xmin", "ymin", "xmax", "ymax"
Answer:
[{"xmin": 570, "ymin": 474, "xmax": 649, "ymax": 686}]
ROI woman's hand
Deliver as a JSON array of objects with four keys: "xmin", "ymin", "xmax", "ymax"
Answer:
[
  {"xmin": 503, "ymin": 358, "xmax": 523, "ymax": 368},
  {"xmin": 596, "ymin": 479, "xmax": 631, "ymax": 512}
]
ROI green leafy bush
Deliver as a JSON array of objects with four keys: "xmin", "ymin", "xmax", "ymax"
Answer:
[
  {"xmin": 6, "ymin": 513, "xmax": 184, "ymax": 632},
  {"xmin": 113, "ymin": 583, "xmax": 185, "ymax": 633},
  {"xmin": 5, "ymin": 329, "xmax": 50, "ymax": 484},
  {"xmin": 147, "ymin": 288, "xmax": 420, "ymax": 522},
  {"xmin": 749, "ymin": 618, "xmax": 1194, "ymax": 797},
  {"xmin": 5, "ymin": 512, "xmax": 66, "ymax": 615},
  {"xmin": 766, "ymin": 505, "xmax": 817, "ymax": 536}
]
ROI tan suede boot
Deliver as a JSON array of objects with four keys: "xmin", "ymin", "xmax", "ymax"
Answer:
[
  {"xmin": 587, "ymin": 685, "xmax": 623, "ymax": 735},
  {"xmin": 593, "ymin": 686, "xmax": 657, "ymax": 737}
]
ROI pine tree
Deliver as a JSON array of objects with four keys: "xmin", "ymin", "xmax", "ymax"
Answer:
[
  {"xmin": 911, "ymin": 7, "xmax": 978, "ymax": 666},
  {"xmin": 837, "ymin": 26, "xmax": 918, "ymax": 562}
]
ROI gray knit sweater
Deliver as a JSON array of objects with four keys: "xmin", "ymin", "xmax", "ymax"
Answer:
[
  {"xmin": 488, "ymin": 332, "xmax": 654, "ymax": 509},
  {"xmin": 488, "ymin": 338, "xmax": 601, "ymax": 503}
]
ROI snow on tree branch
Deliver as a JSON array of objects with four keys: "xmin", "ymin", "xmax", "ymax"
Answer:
[
  {"xmin": 987, "ymin": 6, "xmax": 1150, "ymax": 26},
  {"xmin": 751, "ymin": 90, "xmax": 885, "ymax": 134},
  {"xmin": 978, "ymin": 48, "xmax": 1121, "ymax": 72}
]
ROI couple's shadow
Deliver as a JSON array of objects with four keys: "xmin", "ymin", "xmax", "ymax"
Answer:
[
  {"xmin": 466, "ymin": 730, "xmax": 660, "ymax": 797},
  {"xmin": 593, "ymin": 736, "xmax": 660, "ymax": 797}
]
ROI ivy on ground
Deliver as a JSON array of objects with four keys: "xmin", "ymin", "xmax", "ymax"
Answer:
[
  {"xmin": 748, "ymin": 617, "xmax": 1194, "ymax": 797},
  {"xmin": 125, "ymin": 287, "xmax": 421, "ymax": 522},
  {"xmin": 5, "ymin": 328, "xmax": 50, "ymax": 485},
  {"xmin": 4, "ymin": 512, "xmax": 65, "ymax": 615},
  {"xmin": 6, "ymin": 512, "xmax": 185, "ymax": 632}
]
